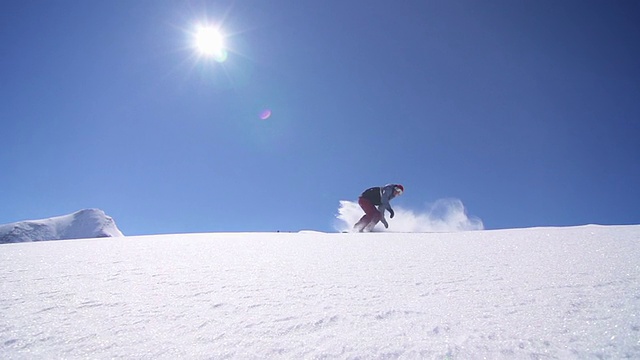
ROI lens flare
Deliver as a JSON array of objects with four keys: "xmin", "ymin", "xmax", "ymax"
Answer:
[{"xmin": 259, "ymin": 109, "xmax": 272, "ymax": 120}]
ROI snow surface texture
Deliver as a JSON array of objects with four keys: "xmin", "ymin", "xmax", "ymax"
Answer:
[
  {"xmin": 0, "ymin": 209, "xmax": 123, "ymax": 244},
  {"xmin": 336, "ymin": 198, "xmax": 484, "ymax": 232},
  {"xmin": 1, "ymin": 225, "xmax": 639, "ymax": 359}
]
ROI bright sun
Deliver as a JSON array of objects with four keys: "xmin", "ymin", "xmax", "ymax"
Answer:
[{"xmin": 194, "ymin": 25, "xmax": 227, "ymax": 62}]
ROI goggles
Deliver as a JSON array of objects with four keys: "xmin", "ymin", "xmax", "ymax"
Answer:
[{"xmin": 394, "ymin": 187, "xmax": 403, "ymax": 196}]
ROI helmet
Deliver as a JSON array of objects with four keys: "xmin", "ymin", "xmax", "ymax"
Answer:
[{"xmin": 394, "ymin": 184, "xmax": 404, "ymax": 195}]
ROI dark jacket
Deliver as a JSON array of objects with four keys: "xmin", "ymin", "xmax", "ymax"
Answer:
[{"xmin": 360, "ymin": 184, "xmax": 397, "ymax": 217}]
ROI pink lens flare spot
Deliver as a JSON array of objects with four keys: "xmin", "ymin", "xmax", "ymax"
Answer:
[{"xmin": 259, "ymin": 109, "xmax": 272, "ymax": 120}]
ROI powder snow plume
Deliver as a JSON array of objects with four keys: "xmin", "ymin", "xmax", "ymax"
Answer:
[{"xmin": 335, "ymin": 198, "xmax": 484, "ymax": 233}]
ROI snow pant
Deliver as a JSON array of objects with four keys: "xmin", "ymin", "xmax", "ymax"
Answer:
[{"xmin": 353, "ymin": 197, "xmax": 382, "ymax": 232}]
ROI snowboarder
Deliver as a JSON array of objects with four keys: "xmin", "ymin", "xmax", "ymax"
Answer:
[{"xmin": 353, "ymin": 184, "xmax": 404, "ymax": 232}]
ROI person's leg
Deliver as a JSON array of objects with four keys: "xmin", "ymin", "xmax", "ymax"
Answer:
[
  {"xmin": 354, "ymin": 197, "xmax": 378, "ymax": 232},
  {"xmin": 364, "ymin": 206, "xmax": 382, "ymax": 232},
  {"xmin": 364, "ymin": 208, "xmax": 382, "ymax": 232},
  {"xmin": 354, "ymin": 214, "xmax": 369, "ymax": 232}
]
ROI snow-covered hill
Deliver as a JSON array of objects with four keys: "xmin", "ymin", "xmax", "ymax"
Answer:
[
  {"xmin": 0, "ymin": 209, "xmax": 123, "ymax": 244},
  {"xmin": 1, "ymin": 225, "xmax": 639, "ymax": 358}
]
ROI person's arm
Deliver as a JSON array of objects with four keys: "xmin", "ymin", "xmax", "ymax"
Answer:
[
  {"xmin": 378, "ymin": 206, "xmax": 389, "ymax": 228},
  {"xmin": 379, "ymin": 185, "xmax": 395, "ymax": 217},
  {"xmin": 377, "ymin": 185, "xmax": 395, "ymax": 228}
]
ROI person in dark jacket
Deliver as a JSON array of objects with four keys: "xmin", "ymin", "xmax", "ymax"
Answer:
[{"xmin": 353, "ymin": 184, "xmax": 404, "ymax": 232}]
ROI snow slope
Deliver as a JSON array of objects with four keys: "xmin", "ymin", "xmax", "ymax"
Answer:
[
  {"xmin": 0, "ymin": 209, "xmax": 123, "ymax": 244},
  {"xmin": 1, "ymin": 225, "xmax": 639, "ymax": 359}
]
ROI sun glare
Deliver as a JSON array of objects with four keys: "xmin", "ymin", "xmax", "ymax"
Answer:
[{"xmin": 194, "ymin": 25, "xmax": 228, "ymax": 62}]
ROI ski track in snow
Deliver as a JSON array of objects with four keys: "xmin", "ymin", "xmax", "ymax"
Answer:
[{"xmin": 1, "ymin": 225, "xmax": 639, "ymax": 359}]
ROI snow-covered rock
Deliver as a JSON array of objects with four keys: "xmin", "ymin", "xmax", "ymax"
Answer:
[{"xmin": 0, "ymin": 209, "xmax": 123, "ymax": 244}]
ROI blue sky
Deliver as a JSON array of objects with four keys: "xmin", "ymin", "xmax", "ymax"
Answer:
[{"xmin": 1, "ymin": 0, "xmax": 639, "ymax": 235}]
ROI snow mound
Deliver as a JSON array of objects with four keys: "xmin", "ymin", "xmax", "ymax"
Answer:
[{"xmin": 0, "ymin": 209, "xmax": 123, "ymax": 244}]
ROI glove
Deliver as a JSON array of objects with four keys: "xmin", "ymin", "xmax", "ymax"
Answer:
[
  {"xmin": 389, "ymin": 209, "xmax": 394, "ymax": 219},
  {"xmin": 381, "ymin": 218, "xmax": 389, "ymax": 228}
]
